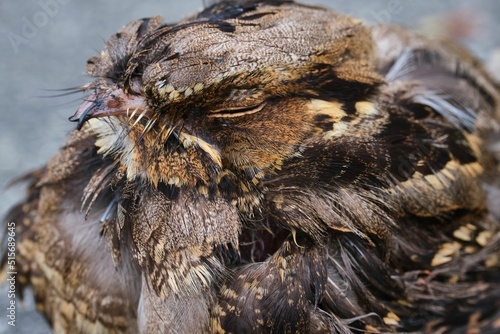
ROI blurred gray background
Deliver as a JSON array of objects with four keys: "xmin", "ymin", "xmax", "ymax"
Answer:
[{"xmin": 0, "ymin": 0, "xmax": 499, "ymax": 333}]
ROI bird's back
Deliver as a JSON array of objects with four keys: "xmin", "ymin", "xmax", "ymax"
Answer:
[{"xmin": 2, "ymin": 1, "xmax": 500, "ymax": 333}]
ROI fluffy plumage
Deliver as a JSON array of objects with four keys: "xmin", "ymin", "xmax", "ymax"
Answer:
[{"xmin": 2, "ymin": 1, "xmax": 500, "ymax": 333}]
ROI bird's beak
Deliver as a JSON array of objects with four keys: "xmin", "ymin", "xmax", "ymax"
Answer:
[{"xmin": 69, "ymin": 89, "xmax": 147, "ymax": 130}]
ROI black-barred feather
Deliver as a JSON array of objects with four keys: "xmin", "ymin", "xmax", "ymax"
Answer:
[{"xmin": 2, "ymin": 1, "xmax": 500, "ymax": 333}]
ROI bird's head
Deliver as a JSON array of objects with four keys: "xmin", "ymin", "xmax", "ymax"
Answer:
[{"xmin": 70, "ymin": 1, "xmax": 382, "ymax": 201}]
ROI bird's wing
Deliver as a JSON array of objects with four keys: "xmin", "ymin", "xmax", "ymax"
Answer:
[{"xmin": 2, "ymin": 128, "xmax": 140, "ymax": 333}]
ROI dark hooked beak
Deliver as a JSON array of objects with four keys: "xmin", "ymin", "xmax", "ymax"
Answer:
[{"xmin": 69, "ymin": 89, "xmax": 147, "ymax": 130}]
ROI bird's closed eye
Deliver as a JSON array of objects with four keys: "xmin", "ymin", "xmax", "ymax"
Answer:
[{"xmin": 208, "ymin": 102, "xmax": 266, "ymax": 118}]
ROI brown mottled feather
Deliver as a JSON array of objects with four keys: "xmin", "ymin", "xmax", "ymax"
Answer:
[{"xmin": 2, "ymin": 1, "xmax": 500, "ymax": 333}]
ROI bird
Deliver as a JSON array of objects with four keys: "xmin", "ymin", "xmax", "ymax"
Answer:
[{"xmin": 2, "ymin": 0, "xmax": 500, "ymax": 333}]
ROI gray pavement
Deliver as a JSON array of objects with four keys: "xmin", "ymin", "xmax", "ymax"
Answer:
[{"xmin": 1, "ymin": 1, "xmax": 499, "ymax": 333}]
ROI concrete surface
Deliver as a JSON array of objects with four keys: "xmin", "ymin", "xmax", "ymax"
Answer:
[{"xmin": 1, "ymin": 1, "xmax": 499, "ymax": 333}]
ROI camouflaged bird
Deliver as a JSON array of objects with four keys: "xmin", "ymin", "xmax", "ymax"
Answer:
[{"xmin": 3, "ymin": 0, "xmax": 500, "ymax": 333}]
